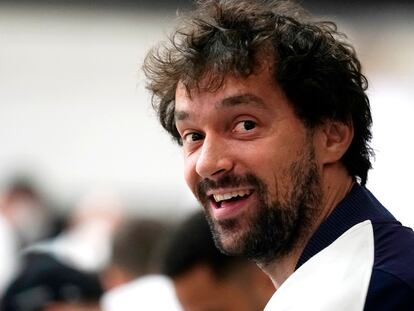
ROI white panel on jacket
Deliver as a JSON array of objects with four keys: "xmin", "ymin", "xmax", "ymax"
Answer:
[{"xmin": 265, "ymin": 220, "xmax": 374, "ymax": 311}]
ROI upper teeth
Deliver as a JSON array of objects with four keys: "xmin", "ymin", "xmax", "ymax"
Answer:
[{"xmin": 213, "ymin": 190, "xmax": 251, "ymax": 203}]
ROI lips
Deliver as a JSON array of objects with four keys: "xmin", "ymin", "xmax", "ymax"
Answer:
[
  {"xmin": 212, "ymin": 189, "xmax": 252, "ymax": 206},
  {"xmin": 208, "ymin": 189, "xmax": 254, "ymax": 220}
]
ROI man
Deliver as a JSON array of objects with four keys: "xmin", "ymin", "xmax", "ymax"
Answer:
[
  {"xmin": 100, "ymin": 218, "xmax": 168, "ymax": 289},
  {"xmin": 100, "ymin": 218, "xmax": 182, "ymax": 311},
  {"xmin": 162, "ymin": 211, "xmax": 274, "ymax": 311},
  {"xmin": 143, "ymin": 0, "xmax": 414, "ymax": 310}
]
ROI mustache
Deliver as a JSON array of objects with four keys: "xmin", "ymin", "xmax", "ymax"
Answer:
[{"xmin": 196, "ymin": 173, "xmax": 264, "ymax": 201}]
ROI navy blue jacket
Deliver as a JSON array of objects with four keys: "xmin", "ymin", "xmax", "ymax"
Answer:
[{"xmin": 296, "ymin": 185, "xmax": 414, "ymax": 310}]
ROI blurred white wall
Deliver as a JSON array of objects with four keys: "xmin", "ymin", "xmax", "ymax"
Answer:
[
  {"xmin": 0, "ymin": 5, "xmax": 196, "ymax": 217},
  {"xmin": 0, "ymin": 4, "xmax": 413, "ymax": 226}
]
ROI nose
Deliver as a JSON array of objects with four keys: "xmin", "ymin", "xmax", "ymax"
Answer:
[{"xmin": 195, "ymin": 135, "xmax": 234, "ymax": 179}]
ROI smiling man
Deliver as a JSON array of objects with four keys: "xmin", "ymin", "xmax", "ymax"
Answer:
[{"xmin": 143, "ymin": 0, "xmax": 414, "ymax": 310}]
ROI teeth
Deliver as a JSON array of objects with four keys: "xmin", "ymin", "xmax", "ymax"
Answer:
[{"xmin": 213, "ymin": 190, "xmax": 251, "ymax": 203}]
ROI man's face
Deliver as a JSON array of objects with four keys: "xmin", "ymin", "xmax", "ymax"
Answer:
[{"xmin": 174, "ymin": 66, "xmax": 322, "ymax": 262}]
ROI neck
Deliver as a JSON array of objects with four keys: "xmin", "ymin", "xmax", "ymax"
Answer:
[
  {"xmin": 258, "ymin": 165, "xmax": 354, "ymax": 288},
  {"xmin": 257, "ymin": 246, "xmax": 303, "ymax": 288}
]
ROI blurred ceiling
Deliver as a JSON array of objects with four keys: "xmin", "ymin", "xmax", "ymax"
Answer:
[{"xmin": 0, "ymin": 0, "xmax": 413, "ymax": 12}]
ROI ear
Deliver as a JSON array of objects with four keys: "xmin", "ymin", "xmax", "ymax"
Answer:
[{"xmin": 317, "ymin": 120, "xmax": 354, "ymax": 165}]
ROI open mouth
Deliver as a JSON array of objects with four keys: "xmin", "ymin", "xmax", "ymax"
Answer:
[{"xmin": 210, "ymin": 189, "xmax": 253, "ymax": 208}]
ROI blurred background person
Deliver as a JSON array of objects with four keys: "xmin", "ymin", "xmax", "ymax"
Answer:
[
  {"xmin": 0, "ymin": 177, "xmax": 55, "ymax": 247},
  {"xmin": 100, "ymin": 218, "xmax": 182, "ymax": 311},
  {"xmin": 0, "ymin": 177, "xmax": 58, "ymax": 296},
  {"xmin": 0, "ymin": 190, "xmax": 123, "ymax": 311},
  {"xmin": 100, "ymin": 218, "xmax": 168, "ymax": 289},
  {"xmin": 162, "ymin": 211, "xmax": 275, "ymax": 311}
]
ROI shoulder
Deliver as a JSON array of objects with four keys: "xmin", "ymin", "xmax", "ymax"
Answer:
[
  {"xmin": 365, "ymin": 268, "xmax": 414, "ymax": 311},
  {"xmin": 364, "ymin": 221, "xmax": 414, "ymax": 310},
  {"xmin": 371, "ymin": 222, "xmax": 414, "ymax": 288}
]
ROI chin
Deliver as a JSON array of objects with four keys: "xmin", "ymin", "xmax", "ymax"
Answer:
[
  {"xmin": 211, "ymin": 220, "xmax": 251, "ymax": 256},
  {"xmin": 203, "ymin": 200, "xmax": 262, "ymax": 256}
]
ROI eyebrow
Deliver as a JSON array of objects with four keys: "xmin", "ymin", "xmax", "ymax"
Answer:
[
  {"xmin": 220, "ymin": 93, "xmax": 266, "ymax": 108},
  {"xmin": 174, "ymin": 110, "xmax": 189, "ymax": 121},
  {"xmin": 174, "ymin": 93, "xmax": 265, "ymax": 122}
]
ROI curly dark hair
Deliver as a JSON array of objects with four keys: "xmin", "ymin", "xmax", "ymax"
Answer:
[{"xmin": 143, "ymin": 0, "xmax": 373, "ymax": 185}]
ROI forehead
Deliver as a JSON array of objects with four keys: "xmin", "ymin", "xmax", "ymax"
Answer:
[{"xmin": 174, "ymin": 67, "xmax": 286, "ymax": 118}]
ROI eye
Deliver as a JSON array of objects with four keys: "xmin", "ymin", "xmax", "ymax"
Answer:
[
  {"xmin": 233, "ymin": 120, "xmax": 257, "ymax": 133},
  {"xmin": 183, "ymin": 132, "xmax": 204, "ymax": 144}
]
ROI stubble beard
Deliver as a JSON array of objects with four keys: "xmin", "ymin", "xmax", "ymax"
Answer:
[{"xmin": 196, "ymin": 144, "xmax": 322, "ymax": 265}]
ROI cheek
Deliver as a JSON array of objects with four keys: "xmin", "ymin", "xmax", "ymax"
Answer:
[{"xmin": 244, "ymin": 142, "xmax": 296, "ymax": 195}]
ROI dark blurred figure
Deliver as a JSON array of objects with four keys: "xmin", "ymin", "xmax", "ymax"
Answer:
[
  {"xmin": 100, "ymin": 218, "xmax": 182, "ymax": 311},
  {"xmin": 0, "ymin": 252, "xmax": 103, "ymax": 311},
  {"xmin": 162, "ymin": 211, "xmax": 275, "ymax": 311}
]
